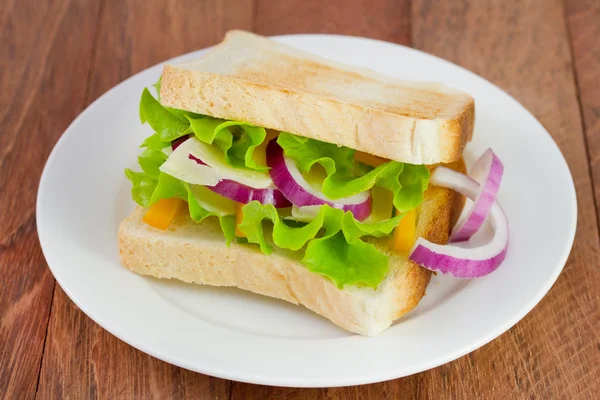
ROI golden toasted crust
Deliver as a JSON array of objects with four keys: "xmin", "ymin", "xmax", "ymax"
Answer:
[
  {"xmin": 160, "ymin": 30, "xmax": 474, "ymax": 164},
  {"xmin": 118, "ymin": 162, "xmax": 464, "ymax": 336}
]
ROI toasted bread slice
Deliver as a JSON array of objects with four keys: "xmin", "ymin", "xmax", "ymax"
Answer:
[
  {"xmin": 118, "ymin": 162, "xmax": 465, "ymax": 336},
  {"xmin": 160, "ymin": 30, "xmax": 474, "ymax": 164}
]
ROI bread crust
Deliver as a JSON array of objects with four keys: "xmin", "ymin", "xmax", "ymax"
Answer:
[
  {"xmin": 118, "ymin": 162, "xmax": 465, "ymax": 336},
  {"xmin": 160, "ymin": 31, "xmax": 474, "ymax": 164}
]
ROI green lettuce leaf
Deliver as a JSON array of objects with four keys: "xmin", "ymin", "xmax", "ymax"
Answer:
[
  {"xmin": 138, "ymin": 84, "xmax": 269, "ymax": 171},
  {"xmin": 219, "ymin": 216, "xmax": 237, "ymax": 246},
  {"xmin": 187, "ymin": 117, "xmax": 269, "ymax": 171},
  {"xmin": 303, "ymin": 232, "xmax": 389, "ymax": 289},
  {"xmin": 125, "ymin": 169, "xmax": 157, "ymax": 207},
  {"xmin": 186, "ymin": 185, "xmax": 236, "ymax": 245},
  {"xmin": 139, "ymin": 88, "xmax": 190, "ymax": 141},
  {"xmin": 141, "ymin": 134, "xmax": 170, "ymax": 151},
  {"xmin": 340, "ymin": 212, "xmax": 402, "ymax": 242},
  {"xmin": 237, "ymin": 202, "xmax": 335, "ymax": 254},
  {"xmin": 238, "ymin": 201, "xmax": 403, "ymax": 288},
  {"xmin": 138, "ymin": 148, "xmax": 168, "ymax": 179},
  {"xmin": 277, "ymin": 132, "xmax": 429, "ymax": 212},
  {"xmin": 276, "ymin": 132, "xmax": 355, "ymax": 176},
  {"xmin": 149, "ymin": 172, "xmax": 188, "ymax": 205}
]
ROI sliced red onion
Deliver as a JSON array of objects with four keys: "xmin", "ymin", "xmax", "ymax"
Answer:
[
  {"xmin": 186, "ymin": 151, "xmax": 290, "ymax": 207},
  {"xmin": 207, "ymin": 180, "xmax": 291, "ymax": 208},
  {"xmin": 409, "ymin": 166, "xmax": 508, "ymax": 278},
  {"xmin": 266, "ymin": 140, "xmax": 371, "ymax": 221},
  {"xmin": 189, "ymin": 153, "xmax": 206, "ymax": 165},
  {"xmin": 172, "ymin": 135, "xmax": 191, "ymax": 150},
  {"xmin": 450, "ymin": 149, "xmax": 503, "ymax": 242}
]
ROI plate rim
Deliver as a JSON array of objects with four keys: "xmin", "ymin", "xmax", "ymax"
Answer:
[{"xmin": 36, "ymin": 33, "xmax": 578, "ymax": 387}]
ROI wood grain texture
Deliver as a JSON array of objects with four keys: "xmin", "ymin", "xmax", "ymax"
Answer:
[
  {"xmin": 38, "ymin": 286, "xmax": 231, "ymax": 399},
  {"xmin": 34, "ymin": 1, "xmax": 252, "ymax": 399},
  {"xmin": 255, "ymin": 0, "xmax": 411, "ymax": 45},
  {"xmin": 0, "ymin": 0, "xmax": 101, "ymax": 397},
  {"xmin": 1, "ymin": 0, "xmax": 599, "ymax": 398},
  {"xmin": 566, "ymin": 0, "xmax": 600, "ymax": 227}
]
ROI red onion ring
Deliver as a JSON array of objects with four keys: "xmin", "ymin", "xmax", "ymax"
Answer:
[
  {"xmin": 409, "ymin": 166, "xmax": 508, "ymax": 278},
  {"xmin": 207, "ymin": 180, "xmax": 291, "ymax": 208},
  {"xmin": 189, "ymin": 153, "xmax": 206, "ymax": 165},
  {"xmin": 186, "ymin": 151, "xmax": 291, "ymax": 208},
  {"xmin": 450, "ymin": 149, "xmax": 503, "ymax": 242},
  {"xmin": 266, "ymin": 140, "xmax": 371, "ymax": 221},
  {"xmin": 172, "ymin": 135, "xmax": 191, "ymax": 150}
]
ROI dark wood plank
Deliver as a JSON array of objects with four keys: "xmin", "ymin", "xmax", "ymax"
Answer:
[
  {"xmin": 255, "ymin": 0, "xmax": 411, "ymax": 44},
  {"xmin": 566, "ymin": 1, "xmax": 600, "ymax": 223},
  {"xmin": 232, "ymin": 0, "xmax": 600, "ymax": 398},
  {"xmin": 35, "ymin": 0, "xmax": 252, "ymax": 398},
  {"xmin": 0, "ymin": 0, "xmax": 101, "ymax": 397},
  {"xmin": 39, "ymin": 286, "xmax": 232, "ymax": 399}
]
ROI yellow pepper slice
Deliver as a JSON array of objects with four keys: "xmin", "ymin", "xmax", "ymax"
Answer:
[
  {"xmin": 393, "ymin": 208, "xmax": 416, "ymax": 255},
  {"xmin": 235, "ymin": 203, "xmax": 246, "ymax": 237},
  {"xmin": 143, "ymin": 198, "xmax": 182, "ymax": 230},
  {"xmin": 354, "ymin": 151, "xmax": 388, "ymax": 168},
  {"xmin": 238, "ymin": 130, "xmax": 278, "ymax": 238}
]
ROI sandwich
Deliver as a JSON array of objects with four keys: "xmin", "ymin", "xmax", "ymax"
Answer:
[{"xmin": 119, "ymin": 31, "xmax": 508, "ymax": 336}]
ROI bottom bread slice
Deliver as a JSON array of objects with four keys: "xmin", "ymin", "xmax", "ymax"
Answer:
[{"xmin": 118, "ymin": 177, "xmax": 463, "ymax": 336}]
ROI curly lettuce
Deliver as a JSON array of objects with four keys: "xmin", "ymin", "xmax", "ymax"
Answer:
[
  {"xmin": 138, "ymin": 87, "xmax": 268, "ymax": 171},
  {"xmin": 238, "ymin": 202, "xmax": 403, "ymax": 288},
  {"xmin": 277, "ymin": 132, "xmax": 430, "ymax": 212},
  {"xmin": 187, "ymin": 117, "xmax": 269, "ymax": 171}
]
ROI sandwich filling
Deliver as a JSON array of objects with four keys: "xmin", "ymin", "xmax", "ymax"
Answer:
[{"xmin": 126, "ymin": 81, "xmax": 430, "ymax": 289}]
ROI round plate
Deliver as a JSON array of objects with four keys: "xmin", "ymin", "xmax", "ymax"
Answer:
[{"xmin": 37, "ymin": 35, "xmax": 577, "ymax": 387}]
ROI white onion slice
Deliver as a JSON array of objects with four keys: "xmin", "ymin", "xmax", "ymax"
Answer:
[
  {"xmin": 178, "ymin": 142, "xmax": 291, "ymax": 208},
  {"xmin": 160, "ymin": 137, "xmax": 274, "ymax": 189},
  {"xmin": 159, "ymin": 139, "xmax": 222, "ymax": 186},
  {"xmin": 409, "ymin": 166, "xmax": 508, "ymax": 278},
  {"xmin": 450, "ymin": 149, "xmax": 504, "ymax": 242},
  {"xmin": 266, "ymin": 140, "xmax": 372, "ymax": 221}
]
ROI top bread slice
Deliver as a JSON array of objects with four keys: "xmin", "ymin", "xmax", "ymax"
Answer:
[{"xmin": 160, "ymin": 31, "xmax": 474, "ymax": 164}]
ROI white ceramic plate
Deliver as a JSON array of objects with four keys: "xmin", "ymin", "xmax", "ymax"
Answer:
[{"xmin": 37, "ymin": 35, "xmax": 577, "ymax": 387}]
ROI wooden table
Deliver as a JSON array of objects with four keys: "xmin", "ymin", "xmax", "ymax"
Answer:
[{"xmin": 1, "ymin": 0, "xmax": 599, "ymax": 398}]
